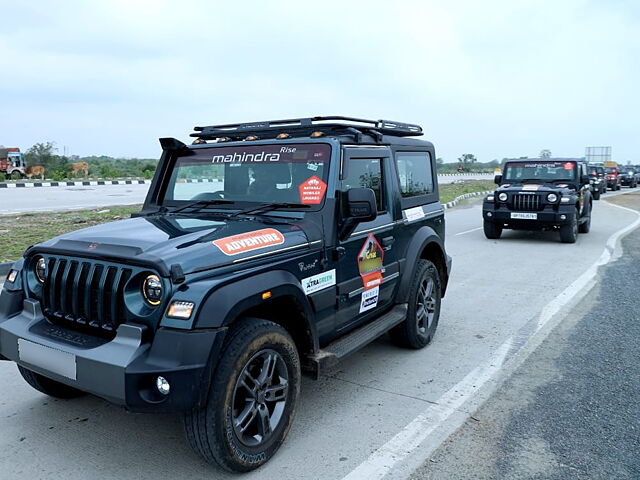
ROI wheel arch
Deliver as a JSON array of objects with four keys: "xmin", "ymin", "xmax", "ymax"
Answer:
[{"xmin": 397, "ymin": 226, "xmax": 449, "ymax": 302}]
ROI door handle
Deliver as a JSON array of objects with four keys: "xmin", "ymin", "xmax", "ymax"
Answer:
[{"xmin": 382, "ymin": 236, "xmax": 395, "ymax": 250}]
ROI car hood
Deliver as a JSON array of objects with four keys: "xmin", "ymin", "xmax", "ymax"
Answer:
[{"xmin": 31, "ymin": 214, "xmax": 318, "ymax": 276}]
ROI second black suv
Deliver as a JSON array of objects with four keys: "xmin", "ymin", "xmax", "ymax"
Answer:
[
  {"xmin": 588, "ymin": 165, "xmax": 606, "ymax": 199},
  {"xmin": 619, "ymin": 167, "xmax": 638, "ymax": 188},
  {"xmin": 0, "ymin": 116, "xmax": 451, "ymax": 472},
  {"xmin": 483, "ymin": 158, "xmax": 593, "ymax": 243}
]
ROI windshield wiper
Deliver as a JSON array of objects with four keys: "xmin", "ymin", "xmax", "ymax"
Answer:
[
  {"xmin": 169, "ymin": 199, "xmax": 235, "ymax": 214},
  {"xmin": 229, "ymin": 202, "xmax": 311, "ymax": 218}
]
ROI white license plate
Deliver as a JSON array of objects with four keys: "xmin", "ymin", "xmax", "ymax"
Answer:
[
  {"xmin": 18, "ymin": 339, "xmax": 77, "ymax": 380},
  {"xmin": 511, "ymin": 212, "xmax": 537, "ymax": 220}
]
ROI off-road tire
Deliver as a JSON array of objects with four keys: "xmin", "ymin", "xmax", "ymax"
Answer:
[
  {"xmin": 483, "ymin": 220, "xmax": 502, "ymax": 239},
  {"xmin": 560, "ymin": 214, "xmax": 578, "ymax": 243},
  {"xmin": 578, "ymin": 212, "xmax": 591, "ymax": 233},
  {"xmin": 184, "ymin": 317, "xmax": 300, "ymax": 473},
  {"xmin": 390, "ymin": 259, "xmax": 441, "ymax": 349},
  {"xmin": 616, "ymin": 183, "xmax": 621, "ymax": 190},
  {"xmin": 17, "ymin": 365, "xmax": 85, "ymax": 399}
]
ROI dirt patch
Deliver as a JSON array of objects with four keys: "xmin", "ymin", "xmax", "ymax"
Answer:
[
  {"xmin": 604, "ymin": 191, "xmax": 640, "ymax": 211},
  {"xmin": 0, "ymin": 205, "xmax": 141, "ymax": 262}
]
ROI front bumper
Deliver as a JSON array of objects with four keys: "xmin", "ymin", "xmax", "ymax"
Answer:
[
  {"xmin": 483, "ymin": 203, "xmax": 575, "ymax": 229},
  {"xmin": 0, "ymin": 297, "xmax": 225, "ymax": 413}
]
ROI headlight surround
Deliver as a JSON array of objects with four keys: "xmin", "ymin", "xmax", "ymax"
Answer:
[
  {"xmin": 142, "ymin": 274, "xmax": 163, "ymax": 306},
  {"xmin": 498, "ymin": 192, "xmax": 508, "ymax": 202},
  {"xmin": 547, "ymin": 193, "xmax": 558, "ymax": 203},
  {"xmin": 35, "ymin": 257, "xmax": 47, "ymax": 283}
]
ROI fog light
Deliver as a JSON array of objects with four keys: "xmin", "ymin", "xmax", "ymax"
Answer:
[
  {"xmin": 487, "ymin": 212, "xmax": 493, "ymax": 217},
  {"xmin": 560, "ymin": 197, "xmax": 571, "ymax": 203},
  {"xmin": 156, "ymin": 376, "xmax": 170, "ymax": 395},
  {"xmin": 560, "ymin": 214, "xmax": 566, "ymax": 220}
]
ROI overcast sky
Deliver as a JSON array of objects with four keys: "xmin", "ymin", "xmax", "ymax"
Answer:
[{"xmin": 0, "ymin": 0, "xmax": 638, "ymax": 162}]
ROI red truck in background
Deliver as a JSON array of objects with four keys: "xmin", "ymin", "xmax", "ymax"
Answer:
[
  {"xmin": 603, "ymin": 161, "xmax": 621, "ymax": 191},
  {"xmin": 0, "ymin": 147, "xmax": 26, "ymax": 179}
]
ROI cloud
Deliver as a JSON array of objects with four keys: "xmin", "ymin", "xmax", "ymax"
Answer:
[{"xmin": 0, "ymin": 0, "xmax": 638, "ymax": 161}]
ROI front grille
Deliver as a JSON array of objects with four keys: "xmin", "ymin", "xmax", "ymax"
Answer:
[
  {"xmin": 42, "ymin": 257, "xmax": 132, "ymax": 337},
  {"xmin": 510, "ymin": 194, "xmax": 543, "ymax": 211}
]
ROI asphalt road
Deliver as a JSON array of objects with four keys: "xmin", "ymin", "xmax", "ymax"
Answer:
[
  {"xmin": 0, "ymin": 191, "xmax": 637, "ymax": 480},
  {"xmin": 0, "ymin": 173, "xmax": 492, "ymax": 215},
  {"xmin": 412, "ymin": 192, "xmax": 640, "ymax": 479}
]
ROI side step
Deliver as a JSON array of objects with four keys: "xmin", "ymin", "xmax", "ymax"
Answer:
[{"xmin": 308, "ymin": 304, "xmax": 408, "ymax": 379}]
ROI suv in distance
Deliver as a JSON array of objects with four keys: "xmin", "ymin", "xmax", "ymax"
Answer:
[
  {"xmin": 605, "ymin": 165, "xmax": 621, "ymax": 190},
  {"xmin": 619, "ymin": 167, "xmax": 638, "ymax": 188},
  {"xmin": 587, "ymin": 165, "xmax": 606, "ymax": 200},
  {"xmin": 483, "ymin": 158, "xmax": 593, "ymax": 243},
  {"xmin": 0, "ymin": 116, "xmax": 451, "ymax": 472}
]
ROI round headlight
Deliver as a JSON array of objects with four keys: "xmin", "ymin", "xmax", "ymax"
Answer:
[
  {"xmin": 498, "ymin": 192, "xmax": 508, "ymax": 202},
  {"xmin": 547, "ymin": 193, "xmax": 558, "ymax": 203},
  {"xmin": 142, "ymin": 274, "xmax": 163, "ymax": 306},
  {"xmin": 35, "ymin": 257, "xmax": 47, "ymax": 283}
]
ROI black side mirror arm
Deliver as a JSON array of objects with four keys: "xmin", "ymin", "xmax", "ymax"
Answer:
[{"xmin": 338, "ymin": 218, "xmax": 359, "ymax": 241}]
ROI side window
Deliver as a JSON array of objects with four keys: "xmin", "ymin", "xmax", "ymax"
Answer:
[
  {"xmin": 395, "ymin": 152, "xmax": 434, "ymax": 197},
  {"xmin": 342, "ymin": 158, "xmax": 384, "ymax": 212}
]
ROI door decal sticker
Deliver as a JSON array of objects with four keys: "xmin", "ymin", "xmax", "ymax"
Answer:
[{"xmin": 358, "ymin": 233, "xmax": 384, "ymax": 290}]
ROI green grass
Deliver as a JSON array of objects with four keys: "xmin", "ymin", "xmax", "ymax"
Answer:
[
  {"xmin": 0, "ymin": 205, "xmax": 141, "ymax": 263},
  {"xmin": 438, "ymin": 180, "xmax": 495, "ymax": 204}
]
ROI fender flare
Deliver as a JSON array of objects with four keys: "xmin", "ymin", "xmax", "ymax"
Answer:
[
  {"xmin": 397, "ymin": 226, "xmax": 449, "ymax": 302},
  {"xmin": 194, "ymin": 269, "xmax": 318, "ymax": 351}
]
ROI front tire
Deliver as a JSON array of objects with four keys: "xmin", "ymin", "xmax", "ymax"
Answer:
[
  {"xmin": 184, "ymin": 318, "xmax": 300, "ymax": 472},
  {"xmin": 17, "ymin": 365, "xmax": 85, "ymax": 399},
  {"xmin": 593, "ymin": 190, "xmax": 600, "ymax": 200},
  {"xmin": 390, "ymin": 260, "xmax": 441, "ymax": 349},
  {"xmin": 560, "ymin": 214, "xmax": 578, "ymax": 243},
  {"xmin": 483, "ymin": 220, "xmax": 503, "ymax": 239}
]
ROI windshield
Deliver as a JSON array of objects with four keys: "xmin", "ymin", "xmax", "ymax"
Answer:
[
  {"xmin": 503, "ymin": 161, "xmax": 578, "ymax": 183},
  {"xmin": 164, "ymin": 143, "xmax": 331, "ymax": 210},
  {"xmin": 605, "ymin": 167, "xmax": 615, "ymax": 173}
]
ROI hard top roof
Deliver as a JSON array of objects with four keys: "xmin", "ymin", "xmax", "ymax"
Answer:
[{"xmin": 504, "ymin": 157, "xmax": 582, "ymax": 163}]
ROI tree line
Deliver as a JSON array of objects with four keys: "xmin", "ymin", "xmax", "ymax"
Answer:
[{"xmin": 24, "ymin": 142, "xmax": 158, "ymax": 181}]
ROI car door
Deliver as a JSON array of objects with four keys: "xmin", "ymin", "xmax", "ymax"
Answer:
[{"xmin": 332, "ymin": 147, "xmax": 401, "ymax": 334}]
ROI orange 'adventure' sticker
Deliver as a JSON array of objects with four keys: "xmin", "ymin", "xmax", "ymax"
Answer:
[{"xmin": 212, "ymin": 228, "xmax": 285, "ymax": 256}]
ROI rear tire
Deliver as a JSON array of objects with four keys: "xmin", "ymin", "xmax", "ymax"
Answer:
[
  {"xmin": 390, "ymin": 260, "xmax": 441, "ymax": 349},
  {"xmin": 183, "ymin": 317, "xmax": 300, "ymax": 472},
  {"xmin": 560, "ymin": 214, "xmax": 578, "ymax": 243},
  {"xmin": 483, "ymin": 220, "xmax": 502, "ymax": 239},
  {"xmin": 17, "ymin": 365, "xmax": 85, "ymax": 399}
]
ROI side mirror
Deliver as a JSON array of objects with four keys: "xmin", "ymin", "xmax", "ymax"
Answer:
[
  {"xmin": 339, "ymin": 188, "xmax": 377, "ymax": 240},
  {"xmin": 494, "ymin": 174, "xmax": 502, "ymax": 185}
]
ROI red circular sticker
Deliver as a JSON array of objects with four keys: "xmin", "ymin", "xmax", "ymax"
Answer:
[{"xmin": 563, "ymin": 162, "xmax": 575, "ymax": 171}]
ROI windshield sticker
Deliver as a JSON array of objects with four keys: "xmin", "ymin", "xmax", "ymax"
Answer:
[
  {"xmin": 563, "ymin": 162, "xmax": 575, "ymax": 170},
  {"xmin": 358, "ymin": 233, "xmax": 384, "ymax": 290},
  {"xmin": 212, "ymin": 228, "xmax": 284, "ymax": 256},
  {"xmin": 359, "ymin": 286, "xmax": 379, "ymax": 313},
  {"xmin": 301, "ymin": 269, "xmax": 336, "ymax": 295},
  {"xmin": 299, "ymin": 176, "xmax": 327, "ymax": 204},
  {"xmin": 522, "ymin": 184, "xmax": 541, "ymax": 191}
]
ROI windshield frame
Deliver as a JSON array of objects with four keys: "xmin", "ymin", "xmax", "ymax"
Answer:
[
  {"xmin": 502, "ymin": 160, "xmax": 579, "ymax": 183},
  {"xmin": 159, "ymin": 140, "xmax": 335, "ymax": 215}
]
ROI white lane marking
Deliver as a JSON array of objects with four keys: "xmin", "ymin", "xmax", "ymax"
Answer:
[
  {"xmin": 342, "ymin": 341, "xmax": 512, "ymax": 480},
  {"xmin": 454, "ymin": 226, "xmax": 482, "ymax": 236},
  {"xmin": 342, "ymin": 194, "xmax": 640, "ymax": 480}
]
